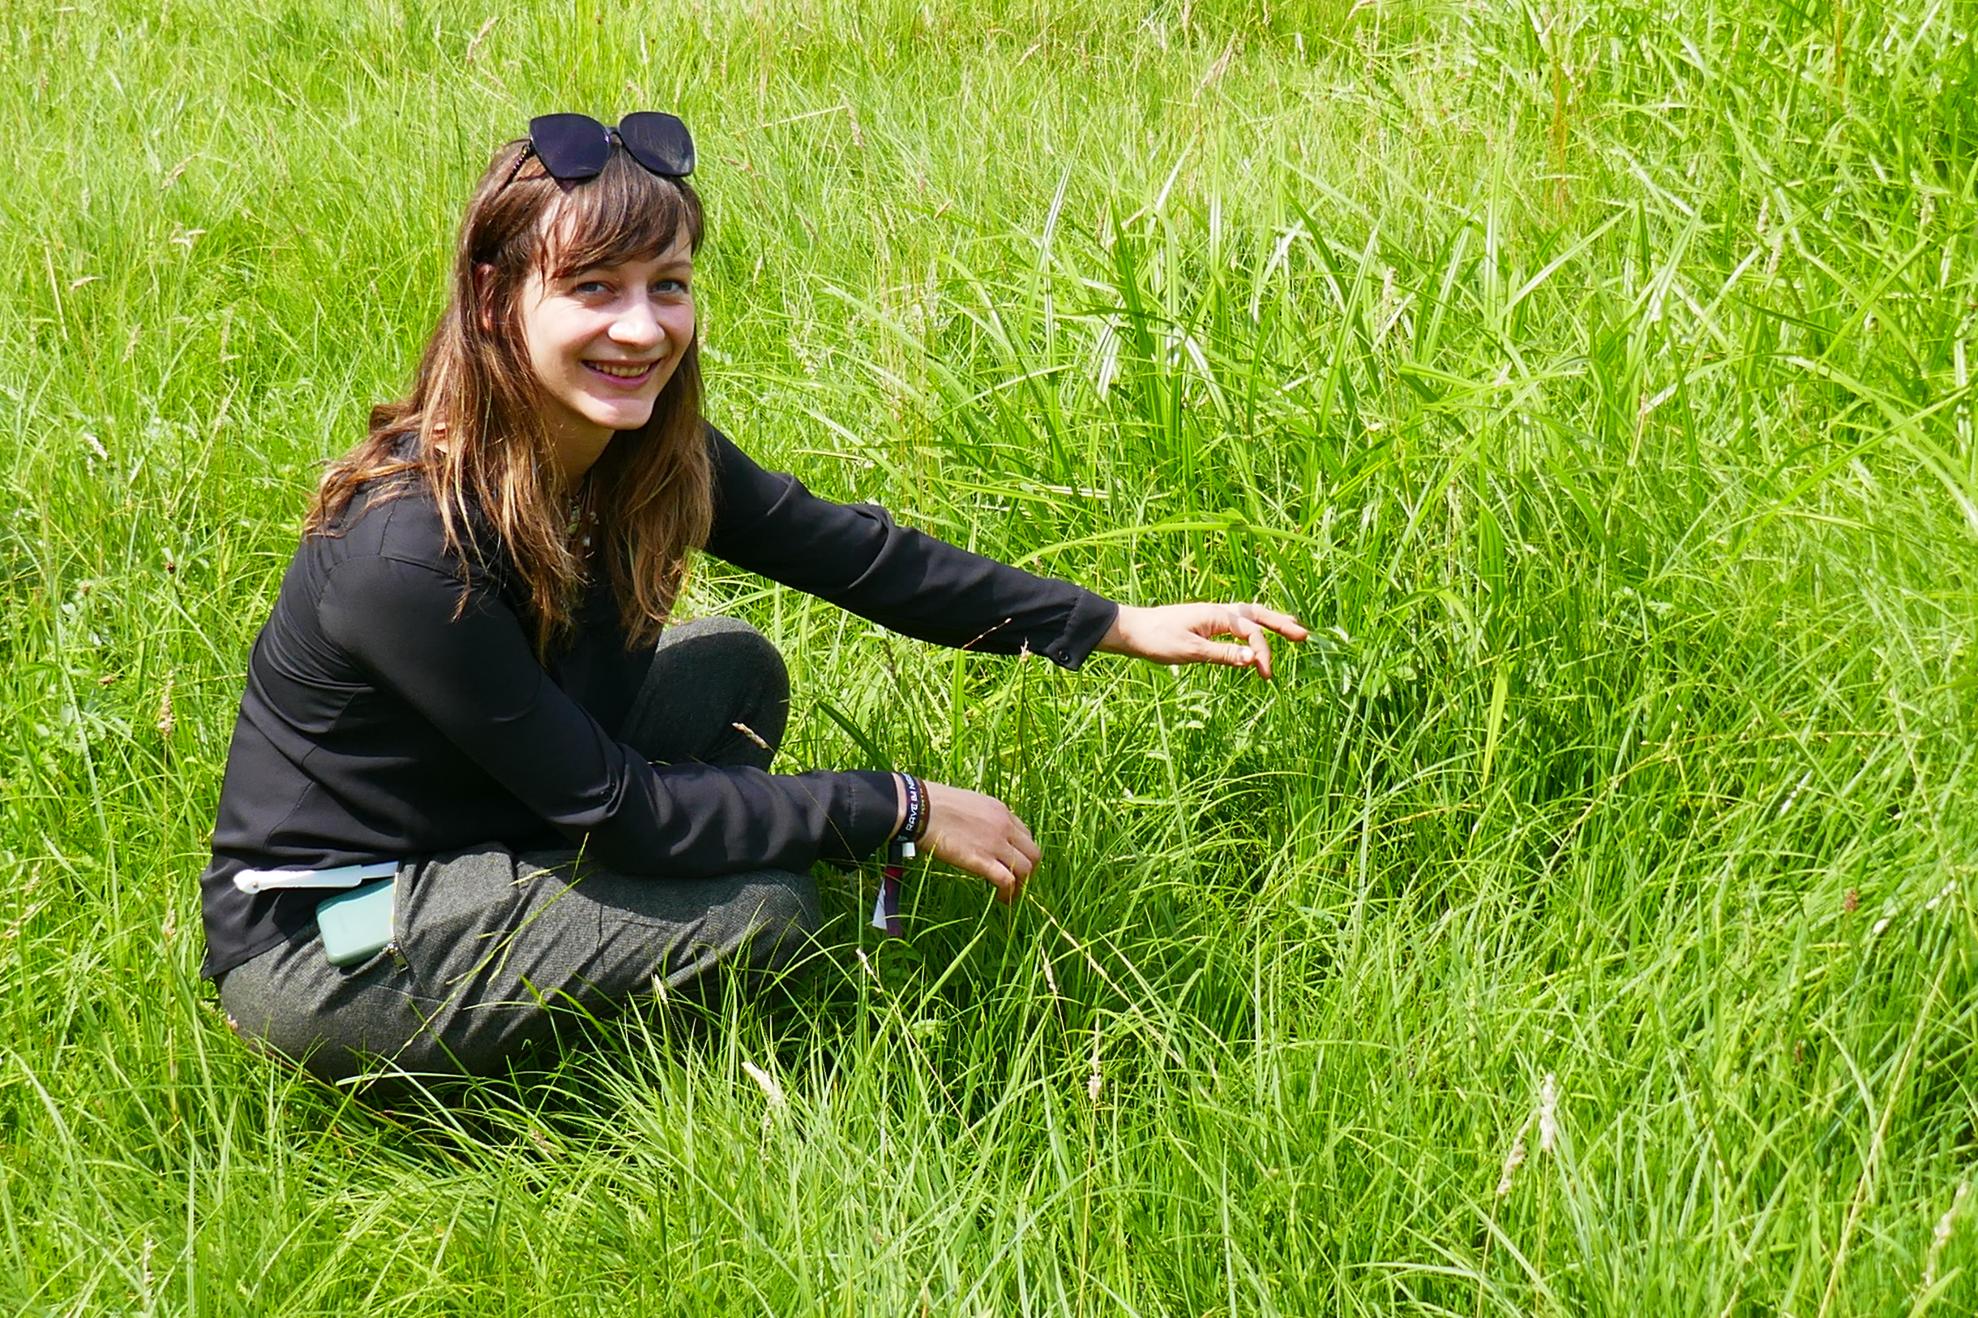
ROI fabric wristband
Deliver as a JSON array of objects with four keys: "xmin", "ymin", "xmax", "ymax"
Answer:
[
  {"xmin": 898, "ymin": 773, "xmax": 926, "ymax": 844},
  {"xmin": 872, "ymin": 773, "xmax": 927, "ymax": 936}
]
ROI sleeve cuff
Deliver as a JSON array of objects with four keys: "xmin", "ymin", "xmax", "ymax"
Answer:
[
  {"xmin": 1038, "ymin": 589, "xmax": 1120, "ymax": 671},
  {"xmin": 822, "ymin": 769, "xmax": 904, "ymax": 863}
]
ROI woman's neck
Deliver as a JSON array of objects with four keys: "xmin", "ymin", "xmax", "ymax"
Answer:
[{"xmin": 551, "ymin": 423, "xmax": 614, "ymax": 484}]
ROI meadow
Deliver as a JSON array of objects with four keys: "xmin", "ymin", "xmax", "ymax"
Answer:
[{"xmin": 3, "ymin": 0, "xmax": 1975, "ymax": 1311}]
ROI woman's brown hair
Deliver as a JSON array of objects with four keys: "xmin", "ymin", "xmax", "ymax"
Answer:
[{"xmin": 307, "ymin": 140, "xmax": 713, "ymax": 655}]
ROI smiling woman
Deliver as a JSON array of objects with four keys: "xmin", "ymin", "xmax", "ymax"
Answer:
[{"xmin": 199, "ymin": 112, "xmax": 1306, "ymax": 1085}]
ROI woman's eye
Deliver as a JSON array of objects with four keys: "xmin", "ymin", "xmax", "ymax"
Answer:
[
  {"xmin": 572, "ymin": 280, "xmax": 610, "ymax": 296},
  {"xmin": 653, "ymin": 279, "xmax": 689, "ymax": 296}
]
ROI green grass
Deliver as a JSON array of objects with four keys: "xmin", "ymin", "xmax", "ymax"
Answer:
[{"xmin": 4, "ymin": 0, "xmax": 1976, "ymax": 1311}]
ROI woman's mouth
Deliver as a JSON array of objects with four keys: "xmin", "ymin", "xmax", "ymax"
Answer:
[{"xmin": 584, "ymin": 359, "xmax": 659, "ymax": 388}]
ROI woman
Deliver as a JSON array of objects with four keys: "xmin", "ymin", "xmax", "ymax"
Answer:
[{"xmin": 201, "ymin": 112, "xmax": 1306, "ymax": 1083}]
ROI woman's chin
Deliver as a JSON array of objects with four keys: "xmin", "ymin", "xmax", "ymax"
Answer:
[{"xmin": 587, "ymin": 402, "xmax": 658, "ymax": 434}]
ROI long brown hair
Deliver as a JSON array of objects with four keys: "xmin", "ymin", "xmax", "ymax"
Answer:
[{"xmin": 308, "ymin": 140, "xmax": 714, "ymax": 655}]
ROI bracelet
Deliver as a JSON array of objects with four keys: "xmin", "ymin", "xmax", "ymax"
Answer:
[
  {"xmin": 897, "ymin": 773, "xmax": 927, "ymax": 844},
  {"xmin": 875, "ymin": 773, "xmax": 927, "ymax": 938}
]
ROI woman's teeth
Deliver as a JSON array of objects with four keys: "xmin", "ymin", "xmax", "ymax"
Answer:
[{"xmin": 586, "ymin": 361, "xmax": 654, "ymax": 379}]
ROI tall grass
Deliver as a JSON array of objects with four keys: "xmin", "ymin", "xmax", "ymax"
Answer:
[{"xmin": 3, "ymin": 0, "xmax": 1974, "ymax": 1311}]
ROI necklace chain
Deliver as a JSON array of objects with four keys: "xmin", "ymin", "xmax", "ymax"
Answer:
[{"xmin": 565, "ymin": 490, "xmax": 595, "ymax": 550}]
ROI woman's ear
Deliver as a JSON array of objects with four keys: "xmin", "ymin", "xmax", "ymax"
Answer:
[{"xmin": 472, "ymin": 262, "xmax": 498, "ymax": 333}]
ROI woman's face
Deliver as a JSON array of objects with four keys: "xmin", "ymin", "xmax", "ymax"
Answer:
[{"xmin": 515, "ymin": 233, "xmax": 697, "ymax": 475}]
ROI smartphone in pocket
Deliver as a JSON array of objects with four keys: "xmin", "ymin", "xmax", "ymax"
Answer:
[{"xmin": 315, "ymin": 878, "xmax": 396, "ymax": 966}]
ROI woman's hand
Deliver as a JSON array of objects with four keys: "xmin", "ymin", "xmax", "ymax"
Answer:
[
  {"xmin": 905, "ymin": 780, "xmax": 1040, "ymax": 904},
  {"xmin": 1097, "ymin": 602, "xmax": 1309, "ymax": 678}
]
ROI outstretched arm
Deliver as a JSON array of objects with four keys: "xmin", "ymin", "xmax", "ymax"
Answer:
[
  {"xmin": 703, "ymin": 425, "xmax": 1305, "ymax": 898},
  {"xmin": 702, "ymin": 425, "xmax": 1118, "ymax": 668}
]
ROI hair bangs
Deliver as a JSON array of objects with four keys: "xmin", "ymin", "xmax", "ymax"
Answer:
[{"xmin": 537, "ymin": 152, "xmax": 704, "ymax": 280}]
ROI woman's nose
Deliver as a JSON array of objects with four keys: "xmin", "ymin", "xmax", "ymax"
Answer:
[{"xmin": 610, "ymin": 297, "xmax": 665, "ymax": 348}]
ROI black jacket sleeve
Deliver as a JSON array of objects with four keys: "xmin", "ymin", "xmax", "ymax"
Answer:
[
  {"xmin": 702, "ymin": 426, "xmax": 1119, "ymax": 669},
  {"xmin": 316, "ymin": 552, "xmax": 899, "ymax": 873}
]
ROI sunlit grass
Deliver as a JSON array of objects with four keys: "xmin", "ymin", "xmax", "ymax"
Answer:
[{"xmin": 2, "ymin": 0, "xmax": 1974, "ymax": 1311}]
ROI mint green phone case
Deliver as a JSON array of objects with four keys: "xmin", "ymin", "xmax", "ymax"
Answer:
[{"xmin": 315, "ymin": 878, "xmax": 396, "ymax": 966}]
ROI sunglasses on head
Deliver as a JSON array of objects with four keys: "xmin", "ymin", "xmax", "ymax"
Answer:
[{"xmin": 503, "ymin": 112, "xmax": 696, "ymax": 189}]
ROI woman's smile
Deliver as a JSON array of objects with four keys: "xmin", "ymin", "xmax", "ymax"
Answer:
[{"xmin": 584, "ymin": 358, "xmax": 662, "ymax": 386}]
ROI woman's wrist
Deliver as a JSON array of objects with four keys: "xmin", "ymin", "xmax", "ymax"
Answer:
[{"xmin": 1097, "ymin": 604, "xmax": 1142, "ymax": 655}]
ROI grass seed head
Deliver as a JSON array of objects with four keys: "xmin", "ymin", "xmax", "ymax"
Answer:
[
  {"xmin": 1923, "ymin": 1181, "xmax": 1969, "ymax": 1293},
  {"xmin": 741, "ymin": 1059, "xmax": 787, "ymax": 1111},
  {"xmin": 1495, "ymin": 1121, "xmax": 1529, "ymax": 1199}
]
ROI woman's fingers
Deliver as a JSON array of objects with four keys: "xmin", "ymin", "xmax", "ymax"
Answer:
[
  {"xmin": 1006, "ymin": 809, "xmax": 1040, "ymax": 867},
  {"xmin": 919, "ymin": 780, "xmax": 1039, "ymax": 904},
  {"xmin": 1230, "ymin": 611, "xmax": 1273, "ymax": 678},
  {"xmin": 1190, "ymin": 606, "xmax": 1264, "ymax": 673},
  {"xmin": 1197, "ymin": 602, "xmax": 1308, "ymax": 678},
  {"xmin": 1241, "ymin": 602, "xmax": 1309, "ymax": 641},
  {"xmin": 1105, "ymin": 601, "xmax": 1306, "ymax": 673},
  {"xmin": 985, "ymin": 858, "xmax": 1020, "ymax": 904},
  {"xmin": 1196, "ymin": 636, "xmax": 1260, "ymax": 671}
]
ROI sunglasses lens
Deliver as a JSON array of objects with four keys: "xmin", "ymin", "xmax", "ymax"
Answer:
[
  {"xmin": 529, "ymin": 113, "xmax": 612, "ymax": 181},
  {"xmin": 617, "ymin": 112, "xmax": 695, "ymax": 177}
]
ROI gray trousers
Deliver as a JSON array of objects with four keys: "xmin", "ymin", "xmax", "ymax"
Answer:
[{"xmin": 218, "ymin": 618, "xmax": 818, "ymax": 1083}]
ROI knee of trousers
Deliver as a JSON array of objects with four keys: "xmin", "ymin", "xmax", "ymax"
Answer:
[
  {"xmin": 658, "ymin": 616, "xmax": 789, "ymax": 685},
  {"xmin": 652, "ymin": 617, "xmax": 791, "ymax": 759},
  {"xmin": 729, "ymin": 871, "xmax": 822, "ymax": 967},
  {"xmin": 217, "ymin": 970, "xmax": 401, "ymax": 1085}
]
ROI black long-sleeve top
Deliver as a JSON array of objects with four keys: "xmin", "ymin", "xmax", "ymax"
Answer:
[{"xmin": 198, "ymin": 425, "xmax": 1119, "ymax": 979}]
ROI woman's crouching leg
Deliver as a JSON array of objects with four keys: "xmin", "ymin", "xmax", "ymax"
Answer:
[
  {"xmin": 216, "ymin": 919, "xmax": 451, "ymax": 1086},
  {"xmin": 218, "ymin": 848, "xmax": 822, "ymax": 1084}
]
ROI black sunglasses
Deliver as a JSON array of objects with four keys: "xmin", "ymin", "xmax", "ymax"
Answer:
[{"xmin": 503, "ymin": 112, "xmax": 696, "ymax": 189}]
